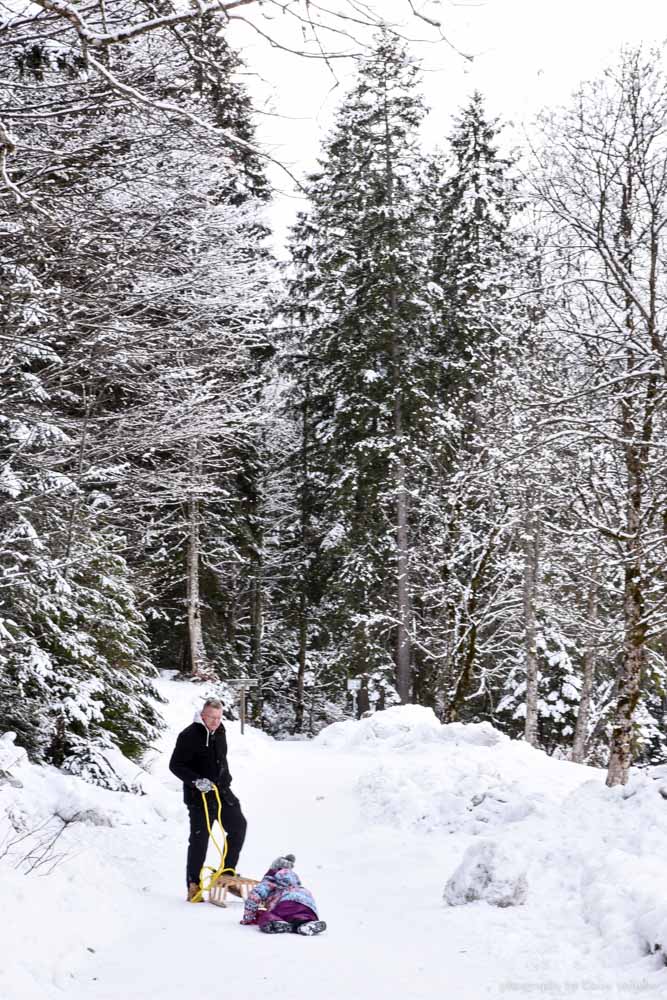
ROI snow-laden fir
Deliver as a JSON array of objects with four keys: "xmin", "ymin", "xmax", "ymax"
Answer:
[{"xmin": 1, "ymin": 674, "xmax": 665, "ymax": 999}]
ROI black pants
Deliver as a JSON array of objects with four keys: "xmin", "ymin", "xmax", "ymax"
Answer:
[{"xmin": 186, "ymin": 788, "xmax": 247, "ymax": 886}]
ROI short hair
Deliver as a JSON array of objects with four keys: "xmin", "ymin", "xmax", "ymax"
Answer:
[{"xmin": 203, "ymin": 698, "xmax": 222, "ymax": 711}]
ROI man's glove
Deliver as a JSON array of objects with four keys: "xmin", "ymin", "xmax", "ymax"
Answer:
[{"xmin": 194, "ymin": 778, "xmax": 214, "ymax": 793}]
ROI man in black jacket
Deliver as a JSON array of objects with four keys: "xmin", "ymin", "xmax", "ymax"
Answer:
[{"xmin": 169, "ymin": 697, "xmax": 247, "ymax": 902}]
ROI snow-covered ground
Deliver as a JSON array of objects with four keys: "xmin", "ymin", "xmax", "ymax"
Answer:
[{"xmin": 1, "ymin": 676, "xmax": 666, "ymax": 1000}]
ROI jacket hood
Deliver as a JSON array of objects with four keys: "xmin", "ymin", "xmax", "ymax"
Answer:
[
  {"xmin": 266, "ymin": 868, "xmax": 301, "ymax": 889},
  {"xmin": 194, "ymin": 710, "xmax": 214, "ymax": 747}
]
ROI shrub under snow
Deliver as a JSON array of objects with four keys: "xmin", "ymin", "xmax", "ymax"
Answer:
[{"xmin": 444, "ymin": 839, "xmax": 528, "ymax": 908}]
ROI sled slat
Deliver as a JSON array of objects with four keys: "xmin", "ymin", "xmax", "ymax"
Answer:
[{"xmin": 209, "ymin": 874, "xmax": 259, "ymax": 907}]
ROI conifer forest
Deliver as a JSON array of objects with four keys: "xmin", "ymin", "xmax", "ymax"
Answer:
[{"xmin": 1, "ymin": 2, "xmax": 666, "ymax": 789}]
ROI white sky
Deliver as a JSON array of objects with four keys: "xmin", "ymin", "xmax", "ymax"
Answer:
[{"xmin": 227, "ymin": 0, "xmax": 667, "ymax": 247}]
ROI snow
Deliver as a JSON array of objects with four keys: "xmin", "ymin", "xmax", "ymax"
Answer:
[{"xmin": 1, "ymin": 678, "xmax": 666, "ymax": 1000}]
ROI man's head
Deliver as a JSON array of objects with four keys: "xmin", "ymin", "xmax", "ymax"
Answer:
[{"xmin": 201, "ymin": 698, "xmax": 223, "ymax": 733}]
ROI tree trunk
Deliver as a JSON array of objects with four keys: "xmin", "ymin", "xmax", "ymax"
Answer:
[
  {"xmin": 606, "ymin": 568, "xmax": 644, "ymax": 786},
  {"xmin": 63, "ymin": 387, "xmax": 95, "ymax": 572},
  {"xmin": 245, "ymin": 458, "xmax": 263, "ymax": 701},
  {"xmin": 186, "ymin": 439, "xmax": 206, "ymax": 678},
  {"xmin": 523, "ymin": 496, "xmax": 540, "ymax": 746},
  {"xmin": 394, "ymin": 438, "xmax": 412, "ymax": 703},
  {"xmin": 186, "ymin": 491, "xmax": 206, "ymax": 677},
  {"xmin": 295, "ymin": 588, "xmax": 307, "ymax": 732},
  {"xmin": 571, "ymin": 562, "xmax": 598, "ymax": 764},
  {"xmin": 295, "ymin": 375, "xmax": 310, "ymax": 733},
  {"xmin": 249, "ymin": 568, "xmax": 263, "ymax": 677},
  {"xmin": 606, "ymin": 164, "xmax": 654, "ymax": 787},
  {"xmin": 384, "ymin": 72, "xmax": 412, "ymax": 703},
  {"xmin": 606, "ymin": 437, "xmax": 646, "ymax": 786},
  {"xmin": 446, "ymin": 530, "xmax": 498, "ymax": 722}
]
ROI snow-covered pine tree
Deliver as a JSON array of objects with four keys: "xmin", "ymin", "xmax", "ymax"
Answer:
[
  {"xmin": 0, "ymin": 265, "xmax": 162, "ymax": 770},
  {"xmin": 427, "ymin": 92, "xmax": 521, "ymax": 427},
  {"xmin": 283, "ymin": 30, "xmax": 443, "ymax": 704},
  {"xmin": 267, "ymin": 292, "xmax": 351, "ymax": 733},
  {"xmin": 412, "ymin": 93, "xmax": 528, "ymax": 719}
]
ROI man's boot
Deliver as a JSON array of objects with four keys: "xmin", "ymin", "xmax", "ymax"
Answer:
[{"xmin": 187, "ymin": 882, "xmax": 204, "ymax": 903}]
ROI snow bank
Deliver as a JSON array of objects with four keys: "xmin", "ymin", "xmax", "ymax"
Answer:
[
  {"xmin": 62, "ymin": 741, "xmax": 156, "ymax": 794},
  {"xmin": 0, "ymin": 729, "xmax": 177, "ymax": 999},
  {"xmin": 317, "ymin": 707, "xmax": 548, "ymax": 836},
  {"xmin": 357, "ymin": 758, "xmax": 539, "ymax": 835},
  {"xmin": 319, "ymin": 705, "xmax": 667, "ymax": 972},
  {"xmin": 315, "ymin": 704, "xmax": 504, "ymax": 751},
  {"xmin": 444, "ymin": 839, "xmax": 528, "ymax": 907},
  {"xmin": 443, "ymin": 771, "xmax": 667, "ymax": 964},
  {"xmin": 556, "ymin": 777, "xmax": 667, "ymax": 963}
]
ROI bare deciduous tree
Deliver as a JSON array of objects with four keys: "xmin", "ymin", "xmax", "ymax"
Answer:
[
  {"xmin": 1, "ymin": 0, "xmax": 455, "ymax": 208},
  {"xmin": 533, "ymin": 47, "xmax": 667, "ymax": 784}
]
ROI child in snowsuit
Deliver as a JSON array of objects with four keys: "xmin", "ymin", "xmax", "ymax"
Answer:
[{"xmin": 240, "ymin": 854, "xmax": 326, "ymax": 936}]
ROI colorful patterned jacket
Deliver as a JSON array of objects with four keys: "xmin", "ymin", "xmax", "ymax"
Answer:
[{"xmin": 241, "ymin": 868, "xmax": 318, "ymax": 924}]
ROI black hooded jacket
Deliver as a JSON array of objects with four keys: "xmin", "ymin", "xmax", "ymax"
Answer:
[{"xmin": 169, "ymin": 716, "xmax": 233, "ymax": 805}]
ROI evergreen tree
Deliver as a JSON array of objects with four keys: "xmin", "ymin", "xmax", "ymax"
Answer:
[
  {"xmin": 284, "ymin": 30, "xmax": 442, "ymax": 704},
  {"xmin": 412, "ymin": 93, "xmax": 527, "ymax": 718},
  {"xmin": 427, "ymin": 90, "xmax": 522, "ymax": 437},
  {"xmin": 0, "ymin": 280, "xmax": 162, "ymax": 768}
]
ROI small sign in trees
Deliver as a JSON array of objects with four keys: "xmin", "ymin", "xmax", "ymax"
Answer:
[
  {"xmin": 347, "ymin": 678, "xmax": 362, "ymax": 718},
  {"xmin": 225, "ymin": 679, "xmax": 259, "ymax": 735}
]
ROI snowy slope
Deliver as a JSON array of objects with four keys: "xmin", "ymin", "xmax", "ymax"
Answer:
[{"xmin": 1, "ymin": 678, "xmax": 666, "ymax": 1000}]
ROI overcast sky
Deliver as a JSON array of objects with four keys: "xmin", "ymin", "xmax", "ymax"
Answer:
[{"xmin": 227, "ymin": 0, "xmax": 667, "ymax": 247}]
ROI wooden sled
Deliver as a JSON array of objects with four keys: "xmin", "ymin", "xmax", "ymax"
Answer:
[{"xmin": 209, "ymin": 874, "xmax": 260, "ymax": 908}]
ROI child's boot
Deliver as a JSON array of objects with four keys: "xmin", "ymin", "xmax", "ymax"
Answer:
[
  {"xmin": 296, "ymin": 920, "xmax": 327, "ymax": 936},
  {"xmin": 261, "ymin": 920, "xmax": 293, "ymax": 934}
]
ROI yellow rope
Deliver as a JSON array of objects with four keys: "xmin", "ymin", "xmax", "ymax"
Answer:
[{"xmin": 189, "ymin": 786, "xmax": 234, "ymax": 903}]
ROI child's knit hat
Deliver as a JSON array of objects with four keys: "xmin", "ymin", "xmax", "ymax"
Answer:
[{"xmin": 270, "ymin": 853, "xmax": 295, "ymax": 870}]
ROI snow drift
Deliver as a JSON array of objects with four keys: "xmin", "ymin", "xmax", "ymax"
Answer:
[{"xmin": 316, "ymin": 706, "xmax": 667, "ymax": 967}]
